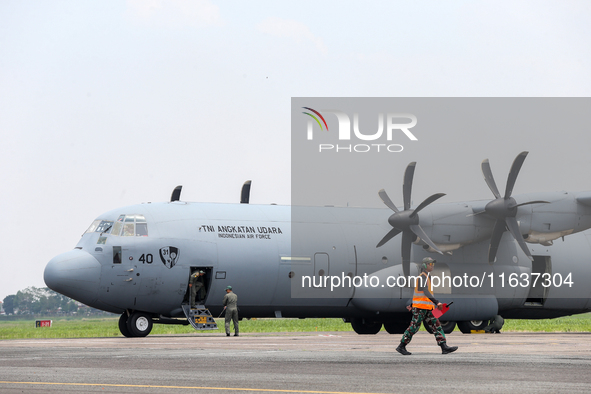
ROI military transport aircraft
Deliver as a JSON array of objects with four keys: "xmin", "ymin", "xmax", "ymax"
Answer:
[{"xmin": 44, "ymin": 152, "xmax": 591, "ymax": 337}]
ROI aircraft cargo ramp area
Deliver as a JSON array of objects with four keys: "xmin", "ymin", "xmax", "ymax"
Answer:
[{"xmin": 0, "ymin": 331, "xmax": 590, "ymax": 393}]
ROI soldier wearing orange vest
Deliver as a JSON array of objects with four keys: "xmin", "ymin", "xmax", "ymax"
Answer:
[{"xmin": 396, "ymin": 257, "xmax": 458, "ymax": 355}]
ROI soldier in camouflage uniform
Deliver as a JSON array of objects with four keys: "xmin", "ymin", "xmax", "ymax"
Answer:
[
  {"xmin": 223, "ymin": 286, "xmax": 239, "ymax": 336},
  {"xmin": 189, "ymin": 270, "xmax": 205, "ymax": 308},
  {"xmin": 396, "ymin": 257, "xmax": 458, "ymax": 355}
]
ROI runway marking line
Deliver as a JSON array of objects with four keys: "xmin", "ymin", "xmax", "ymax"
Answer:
[{"xmin": 0, "ymin": 381, "xmax": 387, "ymax": 394}]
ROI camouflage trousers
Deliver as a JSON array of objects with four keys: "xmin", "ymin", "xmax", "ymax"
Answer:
[{"xmin": 400, "ymin": 307, "xmax": 446, "ymax": 345}]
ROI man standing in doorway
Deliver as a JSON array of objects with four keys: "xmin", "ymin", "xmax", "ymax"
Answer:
[
  {"xmin": 223, "ymin": 286, "xmax": 239, "ymax": 337},
  {"xmin": 189, "ymin": 270, "xmax": 205, "ymax": 308},
  {"xmin": 396, "ymin": 257, "xmax": 458, "ymax": 355}
]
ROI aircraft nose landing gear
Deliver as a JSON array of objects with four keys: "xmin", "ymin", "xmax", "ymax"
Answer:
[{"xmin": 119, "ymin": 311, "xmax": 153, "ymax": 337}]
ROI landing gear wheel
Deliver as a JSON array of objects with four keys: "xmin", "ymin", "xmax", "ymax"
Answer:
[
  {"xmin": 351, "ymin": 318, "xmax": 382, "ymax": 334},
  {"xmin": 457, "ymin": 320, "xmax": 487, "ymax": 334},
  {"xmin": 440, "ymin": 321, "xmax": 457, "ymax": 334},
  {"xmin": 127, "ymin": 312, "xmax": 153, "ymax": 337},
  {"xmin": 384, "ymin": 320, "xmax": 408, "ymax": 334},
  {"xmin": 119, "ymin": 313, "xmax": 132, "ymax": 337},
  {"xmin": 424, "ymin": 320, "xmax": 456, "ymax": 334}
]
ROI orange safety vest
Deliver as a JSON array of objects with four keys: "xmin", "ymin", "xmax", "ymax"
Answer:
[{"xmin": 412, "ymin": 272, "xmax": 434, "ymax": 310}]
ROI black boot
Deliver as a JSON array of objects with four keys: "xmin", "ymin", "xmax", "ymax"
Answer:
[
  {"xmin": 396, "ymin": 343, "xmax": 411, "ymax": 355},
  {"xmin": 440, "ymin": 343, "xmax": 458, "ymax": 354}
]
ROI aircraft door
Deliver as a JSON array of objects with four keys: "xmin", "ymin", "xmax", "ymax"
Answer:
[
  {"xmin": 525, "ymin": 256, "xmax": 551, "ymax": 306},
  {"xmin": 184, "ymin": 267, "xmax": 213, "ymax": 306}
]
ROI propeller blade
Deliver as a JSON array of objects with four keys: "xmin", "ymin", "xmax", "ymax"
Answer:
[
  {"xmin": 504, "ymin": 151, "xmax": 528, "ymax": 199},
  {"xmin": 511, "ymin": 200, "xmax": 550, "ymax": 209},
  {"xmin": 403, "ymin": 162, "xmax": 416, "ymax": 211},
  {"xmin": 376, "ymin": 227, "xmax": 402, "ymax": 248},
  {"xmin": 505, "ymin": 217, "xmax": 534, "ymax": 261},
  {"xmin": 401, "ymin": 231, "xmax": 413, "ymax": 277},
  {"xmin": 378, "ymin": 189, "xmax": 399, "ymax": 213},
  {"xmin": 481, "ymin": 159, "xmax": 501, "ymax": 199},
  {"xmin": 410, "ymin": 193, "xmax": 446, "ymax": 218},
  {"xmin": 488, "ymin": 219, "xmax": 506, "ymax": 264},
  {"xmin": 410, "ymin": 224, "xmax": 444, "ymax": 255},
  {"xmin": 240, "ymin": 180, "xmax": 252, "ymax": 204},
  {"xmin": 170, "ymin": 185, "xmax": 182, "ymax": 202}
]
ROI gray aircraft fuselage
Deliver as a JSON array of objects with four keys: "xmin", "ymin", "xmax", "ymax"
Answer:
[{"xmin": 45, "ymin": 191, "xmax": 591, "ymax": 337}]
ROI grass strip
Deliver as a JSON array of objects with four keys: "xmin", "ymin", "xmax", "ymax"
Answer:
[{"xmin": 1, "ymin": 314, "xmax": 590, "ymax": 340}]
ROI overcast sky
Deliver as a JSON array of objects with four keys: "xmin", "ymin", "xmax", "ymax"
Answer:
[{"xmin": 1, "ymin": 1, "xmax": 591, "ymax": 301}]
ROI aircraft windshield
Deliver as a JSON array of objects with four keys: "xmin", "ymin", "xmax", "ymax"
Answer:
[
  {"xmin": 85, "ymin": 215, "xmax": 147, "ymax": 236},
  {"xmin": 110, "ymin": 214, "xmax": 148, "ymax": 237},
  {"xmin": 84, "ymin": 220, "xmax": 114, "ymax": 234}
]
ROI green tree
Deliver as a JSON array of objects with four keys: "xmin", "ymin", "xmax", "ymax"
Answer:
[
  {"xmin": 65, "ymin": 301, "xmax": 78, "ymax": 314},
  {"xmin": 14, "ymin": 290, "xmax": 34, "ymax": 314},
  {"xmin": 2, "ymin": 295, "xmax": 15, "ymax": 315}
]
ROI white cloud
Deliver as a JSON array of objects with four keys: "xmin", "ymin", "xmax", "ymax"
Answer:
[
  {"xmin": 257, "ymin": 17, "xmax": 326, "ymax": 54},
  {"xmin": 126, "ymin": 0, "xmax": 222, "ymax": 28}
]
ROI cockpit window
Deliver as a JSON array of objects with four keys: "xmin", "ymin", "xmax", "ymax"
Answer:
[
  {"xmin": 85, "ymin": 220, "xmax": 101, "ymax": 234},
  {"xmin": 110, "ymin": 214, "xmax": 148, "ymax": 237},
  {"xmin": 96, "ymin": 220, "xmax": 113, "ymax": 233},
  {"xmin": 85, "ymin": 215, "xmax": 148, "ymax": 237},
  {"xmin": 85, "ymin": 220, "xmax": 113, "ymax": 234},
  {"xmin": 111, "ymin": 215, "xmax": 125, "ymax": 236}
]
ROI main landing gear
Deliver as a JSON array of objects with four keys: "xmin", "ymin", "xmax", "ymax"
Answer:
[
  {"xmin": 119, "ymin": 311, "xmax": 153, "ymax": 337},
  {"xmin": 457, "ymin": 320, "xmax": 488, "ymax": 334},
  {"xmin": 350, "ymin": 318, "xmax": 382, "ymax": 334}
]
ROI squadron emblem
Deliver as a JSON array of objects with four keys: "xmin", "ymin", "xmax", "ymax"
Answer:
[{"xmin": 159, "ymin": 246, "xmax": 179, "ymax": 269}]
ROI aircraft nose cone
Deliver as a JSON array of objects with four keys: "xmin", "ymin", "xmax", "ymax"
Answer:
[{"xmin": 44, "ymin": 249, "xmax": 101, "ymax": 305}]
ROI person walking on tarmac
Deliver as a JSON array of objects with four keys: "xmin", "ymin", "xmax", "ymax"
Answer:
[
  {"xmin": 189, "ymin": 270, "xmax": 205, "ymax": 308},
  {"xmin": 222, "ymin": 286, "xmax": 239, "ymax": 336},
  {"xmin": 396, "ymin": 257, "xmax": 458, "ymax": 355}
]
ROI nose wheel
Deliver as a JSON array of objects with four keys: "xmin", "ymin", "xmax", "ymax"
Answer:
[
  {"xmin": 118, "ymin": 313, "xmax": 132, "ymax": 337},
  {"xmin": 119, "ymin": 311, "xmax": 153, "ymax": 337}
]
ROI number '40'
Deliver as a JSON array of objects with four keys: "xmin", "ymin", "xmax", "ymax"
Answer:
[{"xmin": 139, "ymin": 254, "xmax": 153, "ymax": 264}]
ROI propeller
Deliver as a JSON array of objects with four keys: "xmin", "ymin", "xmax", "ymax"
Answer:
[
  {"xmin": 170, "ymin": 185, "xmax": 182, "ymax": 202},
  {"xmin": 240, "ymin": 180, "xmax": 252, "ymax": 204},
  {"xmin": 376, "ymin": 162, "xmax": 446, "ymax": 277},
  {"xmin": 481, "ymin": 151, "xmax": 549, "ymax": 264}
]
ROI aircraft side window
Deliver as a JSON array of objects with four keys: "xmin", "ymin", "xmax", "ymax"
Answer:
[
  {"xmin": 113, "ymin": 246, "xmax": 122, "ymax": 264},
  {"xmin": 136, "ymin": 223, "xmax": 148, "ymax": 236},
  {"xmin": 135, "ymin": 215, "xmax": 148, "ymax": 236}
]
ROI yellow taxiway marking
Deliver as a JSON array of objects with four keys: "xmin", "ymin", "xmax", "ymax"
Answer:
[{"xmin": 0, "ymin": 381, "xmax": 387, "ymax": 394}]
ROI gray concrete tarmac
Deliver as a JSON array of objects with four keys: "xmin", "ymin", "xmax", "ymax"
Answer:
[{"xmin": 0, "ymin": 331, "xmax": 590, "ymax": 393}]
